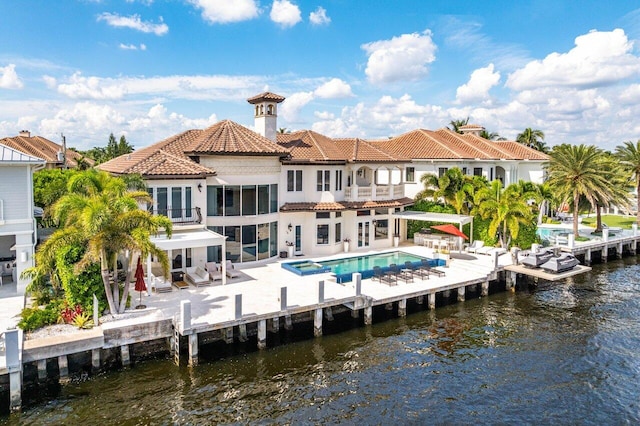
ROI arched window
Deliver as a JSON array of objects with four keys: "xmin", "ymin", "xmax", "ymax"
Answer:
[
  {"xmin": 255, "ymin": 105, "xmax": 260, "ymax": 116},
  {"xmin": 267, "ymin": 104, "xmax": 274, "ymax": 115}
]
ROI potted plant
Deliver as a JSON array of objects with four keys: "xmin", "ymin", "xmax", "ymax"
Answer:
[
  {"xmin": 286, "ymin": 241, "xmax": 294, "ymax": 258},
  {"xmin": 393, "ymin": 234, "xmax": 400, "ymax": 247},
  {"xmin": 343, "ymin": 238, "xmax": 351, "ymax": 252}
]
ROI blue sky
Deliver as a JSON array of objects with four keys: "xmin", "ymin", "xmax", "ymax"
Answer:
[{"xmin": 1, "ymin": 1, "xmax": 640, "ymax": 151}]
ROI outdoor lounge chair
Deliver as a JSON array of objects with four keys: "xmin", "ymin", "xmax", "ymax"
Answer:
[
  {"xmin": 391, "ymin": 263, "xmax": 413, "ymax": 283},
  {"xmin": 373, "ymin": 265, "xmax": 397, "ymax": 286},
  {"xmin": 372, "ymin": 266, "xmax": 384, "ymax": 282},
  {"xmin": 149, "ymin": 274, "xmax": 172, "ymax": 293},
  {"xmin": 205, "ymin": 262, "xmax": 223, "ymax": 283},
  {"xmin": 186, "ymin": 266, "xmax": 211, "ymax": 287},
  {"xmin": 420, "ymin": 259, "xmax": 445, "ymax": 277},
  {"xmin": 465, "ymin": 240, "xmax": 484, "ymax": 253},
  {"xmin": 225, "ymin": 260, "xmax": 241, "ymax": 279},
  {"xmin": 406, "ymin": 261, "xmax": 428, "ymax": 280}
]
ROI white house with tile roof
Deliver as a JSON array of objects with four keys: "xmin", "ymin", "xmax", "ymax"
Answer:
[
  {"xmin": 98, "ymin": 92, "xmax": 548, "ymax": 276},
  {"xmin": 0, "ymin": 144, "xmax": 45, "ymax": 291}
]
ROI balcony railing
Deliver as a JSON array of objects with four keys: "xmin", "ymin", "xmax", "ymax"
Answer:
[
  {"xmin": 344, "ymin": 184, "xmax": 405, "ymax": 202},
  {"xmin": 150, "ymin": 207, "xmax": 202, "ymax": 225}
]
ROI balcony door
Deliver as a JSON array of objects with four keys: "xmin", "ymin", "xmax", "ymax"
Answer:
[{"xmin": 357, "ymin": 221, "xmax": 370, "ymax": 248}]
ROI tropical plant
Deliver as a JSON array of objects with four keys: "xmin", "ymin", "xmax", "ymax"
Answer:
[
  {"xmin": 545, "ymin": 144, "xmax": 618, "ymax": 237},
  {"xmin": 448, "ymin": 117, "xmax": 469, "ymax": 133},
  {"xmin": 479, "ymin": 130, "xmax": 506, "ymax": 141},
  {"xmin": 473, "ymin": 181, "xmax": 533, "ymax": 248},
  {"xmin": 72, "ymin": 312, "xmax": 94, "ymax": 329},
  {"xmin": 416, "ymin": 168, "xmax": 487, "ymax": 214},
  {"xmin": 615, "ymin": 139, "xmax": 640, "ymax": 224},
  {"xmin": 516, "ymin": 128, "xmax": 548, "ymax": 153}
]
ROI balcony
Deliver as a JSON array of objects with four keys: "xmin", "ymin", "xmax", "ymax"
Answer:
[
  {"xmin": 344, "ymin": 184, "xmax": 405, "ymax": 202},
  {"xmin": 150, "ymin": 207, "xmax": 202, "ymax": 225}
]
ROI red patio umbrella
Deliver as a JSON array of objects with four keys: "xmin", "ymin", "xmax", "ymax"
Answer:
[
  {"xmin": 431, "ymin": 224, "xmax": 468, "ymax": 252},
  {"xmin": 134, "ymin": 257, "xmax": 147, "ymax": 309}
]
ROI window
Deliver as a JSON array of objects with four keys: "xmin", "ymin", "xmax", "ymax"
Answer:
[
  {"xmin": 242, "ymin": 225, "xmax": 256, "ymax": 262},
  {"xmin": 335, "ymin": 211, "xmax": 342, "ymax": 218},
  {"xmin": 149, "ymin": 186, "xmax": 192, "ymax": 219},
  {"xmin": 317, "ymin": 170, "xmax": 330, "ymax": 191},
  {"xmin": 208, "ymin": 184, "xmax": 277, "ymax": 217},
  {"xmin": 335, "ymin": 170, "xmax": 343, "ymax": 191},
  {"xmin": 405, "ymin": 167, "xmax": 415, "ymax": 182},
  {"xmin": 258, "ymin": 185, "xmax": 269, "ymax": 215},
  {"xmin": 462, "ymin": 167, "xmax": 468, "ymax": 175},
  {"xmin": 225, "ymin": 186, "xmax": 240, "ymax": 216},
  {"xmin": 374, "ymin": 219, "xmax": 389, "ymax": 240},
  {"xmin": 317, "ymin": 224, "xmax": 329, "ymax": 245},
  {"xmin": 335, "ymin": 222, "xmax": 342, "ymax": 243},
  {"xmin": 473, "ymin": 167, "xmax": 483, "ymax": 176},
  {"xmin": 208, "ymin": 223, "xmax": 277, "ymax": 263},
  {"xmin": 287, "ymin": 170, "xmax": 302, "ymax": 192},
  {"xmin": 438, "ymin": 167, "xmax": 448, "ymax": 178},
  {"xmin": 356, "ymin": 210, "xmax": 371, "ymax": 216},
  {"xmin": 316, "ymin": 212, "xmax": 330, "ymax": 219},
  {"xmin": 270, "ymin": 184, "xmax": 278, "ymax": 213},
  {"xmin": 375, "ymin": 208, "xmax": 388, "ymax": 215}
]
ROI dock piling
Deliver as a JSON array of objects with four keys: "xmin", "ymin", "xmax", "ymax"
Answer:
[
  {"xmin": 398, "ymin": 299, "xmax": 407, "ymax": 317},
  {"xmin": 224, "ymin": 327, "xmax": 234, "ymax": 344},
  {"xmin": 258, "ymin": 319, "xmax": 267, "ymax": 349},
  {"xmin": 235, "ymin": 294, "xmax": 243, "ymax": 319},
  {"xmin": 354, "ymin": 273, "xmax": 362, "ymax": 295},
  {"xmin": 188, "ymin": 334, "xmax": 198, "ymax": 366},
  {"xmin": 457, "ymin": 286, "xmax": 466, "ymax": 302},
  {"xmin": 91, "ymin": 348, "xmax": 100, "ymax": 373},
  {"xmin": 318, "ymin": 280, "xmax": 324, "ymax": 303},
  {"xmin": 364, "ymin": 306, "xmax": 373, "ymax": 325},
  {"xmin": 120, "ymin": 346, "xmax": 130, "ymax": 367},
  {"xmin": 238, "ymin": 324, "xmax": 248, "ymax": 342},
  {"xmin": 37, "ymin": 359, "xmax": 47, "ymax": 382},
  {"xmin": 481, "ymin": 281, "xmax": 489, "ymax": 297},
  {"xmin": 428, "ymin": 293, "xmax": 436, "ymax": 310},
  {"xmin": 284, "ymin": 314, "xmax": 293, "ymax": 330},
  {"xmin": 280, "ymin": 287, "xmax": 287, "ymax": 311},
  {"xmin": 324, "ymin": 307, "xmax": 334, "ymax": 321},
  {"xmin": 314, "ymin": 308, "xmax": 323, "ymax": 337},
  {"xmin": 270, "ymin": 316, "xmax": 280, "ymax": 333},
  {"xmin": 6, "ymin": 329, "xmax": 21, "ymax": 412}
]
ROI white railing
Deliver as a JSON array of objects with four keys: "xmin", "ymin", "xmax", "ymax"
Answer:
[{"xmin": 376, "ymin": 186, "xmax": 390, "ymax": 197}]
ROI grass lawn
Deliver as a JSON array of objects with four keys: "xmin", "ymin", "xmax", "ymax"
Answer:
[{"xmin": 581, "ymin": 215, "xmax": 637, "ymax": 229}]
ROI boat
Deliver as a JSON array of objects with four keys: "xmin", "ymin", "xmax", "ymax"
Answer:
[
  {"xmin": 540, "ymin": 253, "xmax": 579, "ymax": 273},
  {"xmin": 520, "ymin": 249, "xmax": 555, "ymax": 268}
]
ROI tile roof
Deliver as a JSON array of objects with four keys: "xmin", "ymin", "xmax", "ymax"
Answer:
[
  {"xmin": 0, "ymin": 143, "xmax": 46, "ymax": 163},
  {"xmin": 280, "ymin": 197, "xmax": 414, "ymax": 212},
  {"xmin": 334, "ymin": 138, "xmax": 409, "ymax": 162},
  {"xmin": 0, "ymin": 134, "xmax": 94, "ymax": 168},
  {"xmin": 492, "ymin": 141, "xmax": 550, "ymax": 160},
  {"xmin": 246, "ymin": 92, "xmax": 286, "ymax": 104},
  {"xmin": 185, "ymin": 120, "xmax": 290, "ymax": 156},
  {"xmin": 277, "ymin": 130, "xmax": 346, "ymax": 163}
]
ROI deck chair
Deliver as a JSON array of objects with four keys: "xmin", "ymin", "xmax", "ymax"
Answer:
[
  {"xmin": 465, "ymin": 240, "xmax": 484, "ymax": 253},
  {"xmin": 391, "ymin": 263, "xmax": 413, "ymax": 283},
  {"xmin": 225, "ymin": 260, "xmax": 241, "ymax": 279},
  {"xmin": 372, "ymin": 266, "xmax": 384, "ymax": 282},
  {"xmin": 205, "ymin": 262, "xmax": 223, "ymax": 283},
  {"xmin": 420, "ymin": 259, "xmax": 445, "ymax": 277},
  {"xmin": 406, "ymin": 261, "xmax": 428, "ymax": 280}
]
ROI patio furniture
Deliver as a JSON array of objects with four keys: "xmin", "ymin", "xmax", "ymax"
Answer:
[
  {"xmin": 420, "ymin": 259, "xmax": 445, "ymax": 277},
  {"xmin": 391, "ymin": 263, "xmax": 413, "ymax": 283},
  {"xmin": 406, "ymin": 261, "xmax": 428, "ymax": 280},
  {"xmin": 149, "ymin": 274, "xmax": 173, "ymax": 293},
  {"xmin": 205, "ymin": 262, "xmax": 223, "ymax": 283},
  {"xmin": 225, "ymin": 260, "xmax": 241, "ymax": 279},
  {"xmin": 186, "ymin": 266, "xmax": 211, "ymax": 287},
  {"xmin": 465, "ymin": 240, "xmax": 484, "ymax": 253},
  {"xmin": 373, "ymin": 265, "xmax": 396, "ymax": 286},
  {"xmin": 372, "ymin": 266, "xmax": 383, "ymax": 282}
]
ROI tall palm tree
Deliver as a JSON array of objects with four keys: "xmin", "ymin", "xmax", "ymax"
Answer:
[
  {"xmin": 48, "ymin": 170, "xmax": 172, "ymax": 314},
  {"xmin": 473, "ymin": 181, "xmax": 533, "ymax": 248},
  {"xmin": 448, "ymin": 117, "xmax": 469, "ymax": 134},
  {"xmin": 479, "ymin": 130, "xmax": 506, "ymax": 141},
  {"xmin": 416, "ymin": 168, "xmax": 466, "ymax": 205},
  {"xmin": 517, "ymin": 128, "xmax": 548, "ymax": 153},
  {"xmin": 591, "ymin": 154, "xmax": 631, "ymax": 232},
  {"xmin": 615, "ymin": 140, "xmax": 640, "ymax": 224},
  {"xmin": 545, "ymin": 144, "xmax": 615, "ymax": 237}
]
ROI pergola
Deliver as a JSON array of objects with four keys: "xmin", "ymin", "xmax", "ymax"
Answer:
[
  {"xmin": 149, "ymin": 228, "xmax": 227, "ymax": 285},
  {"xmin": 393, "ymin": 211, "xmax": 474, "ymax": 249}
]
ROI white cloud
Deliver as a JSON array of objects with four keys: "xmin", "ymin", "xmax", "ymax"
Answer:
[
  {"xmin": 361, "ymin": 30, "xmax": 437, "ymax": 84},
  {"xmin": 189, "ymin": 0, "xmax": 259, "ymax": 24},
  {"xmin": 309, "ymin": 6, "xmax": 330, "ymax": 26},
  {"xmin": 314, "ymin": 111, "xmax": 334, "ymax": 120},
  {"xmin": 455, "ymin": 63, "xmax": 500, "ymax": 104},
  {"xmin": 314, "ymin": 78, "xmax": 352, "ymax": 98},
  {"xmin": 280, "ymin": 91, "xmax": 314, "ymax": 122},
  {"xmin": 97, "ymin": 13, "xmax": 168, "ymax": 35},
  {"xmin": 39, "ymin": 102, "xmax": 126, "ymax": 138},
  {"xmin": 119, "ymin": 43, "xmax": 147, "ymax": 50},
  {"xmin": 0, "ymin": 64, "xmax": 24, "ymax": 89},
  {"xmin": 270, "ymin": 0, "xmax": 302, "ymax": 28},
  {"xmin": 507, "ymin": 29, "xmax": 640, "ymax": 91},
  {"xmin": 129, "ymin": 103, "xmax": 217, "ymax": 131}
]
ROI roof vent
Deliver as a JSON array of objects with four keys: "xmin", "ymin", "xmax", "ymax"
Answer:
[{"xmin": 19, "ymin": 130, "xmax": 30, "ymax": 137}]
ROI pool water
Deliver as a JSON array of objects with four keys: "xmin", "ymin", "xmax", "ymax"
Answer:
[{"xmin": 283, "ymin": 251, "xmax": 441, "ymax": 283}]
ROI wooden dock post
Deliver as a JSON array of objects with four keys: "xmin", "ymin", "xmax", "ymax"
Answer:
[
  {"xmin": 224, "ymin": 327, "xmax": 234, "ymax": 344},
  {"xmin": 180, "ymin": 300, "xmax": 192, "ymax": 332},
  {"xmin": 37, "ymin": 359, "xmax": 47, "ymax": 382},
  {"xmin": 398, "ymin": 299, "xmax": 407, "ymax": 317},
  {"xmin": 351, "ymin": 308, "xmax": 359, "ymax": 319},
  {"xmin": 258, "ymin": 319, "xmax": 267, "ymax": 349},
  {"xmin": 314, "ymin": 308, "xmax": 323, "ymax": 337},
  {"xmin": 428, "ymin": 293, "xmax": 436, "ymax": 310},
  {"xmin": 120, "ymin": 346, "xmax": 130, "ymax": 367},
  {"xmin": 457, "ymin": 286, "xmax": 465, "ymax": 302},
  {"xmin": 364, "ymin": 306, "xmax": 373, "ymax": 325},
  {"xmin": 585, "ymin": 248, "xmax": 592, "ymax": 265},
  {"xmin": 188, "ymin": 334, "xmax": 198, "ymax": 366},
  {"xmin": 481, "ymin": 281, "xmax": 489, "ymax": 297},
  {"xmin": 416, "ymin": 295, "xmax": 424, "ymax": 305},
  {"xmin": 617, "ymin": 242, "xmax": 623, "ymax": 259},
  {"xmin": 270, "ymin": 316, "xmax": 280, "ymax": 333},
  {"xmin": 5, "ymin": 329, "xmax": 21, "ymax": 412},
  {"xmin": 284, "ymin": 314, "xmax": 293, "ymax": 330},
  {"xmin": 238, "ymin": 324, "xmax": 248, "ymax": 342},
  {"xmin": 92, "ymin": 348, "xmax": 101, "ymax": 373},
  {"xmin": 324, "ymin": 307, "xmax": 334, "ymax": 321}
]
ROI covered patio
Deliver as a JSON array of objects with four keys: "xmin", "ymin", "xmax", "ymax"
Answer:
[
  {"xmin": 149, "ymin": 228, "xmax": 227, "ymax": 286},
  {"xmin": 393, "ymin": 211, "xmax": 474, "ymax": 252}
]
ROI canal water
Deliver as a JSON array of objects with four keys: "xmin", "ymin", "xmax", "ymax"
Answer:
[{"xmin": 3, "ymin": 258, "xmax": 640, "ymax": 424}]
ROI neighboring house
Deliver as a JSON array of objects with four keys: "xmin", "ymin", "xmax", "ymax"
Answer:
[
  {"xmin": 0, "ymin": 144, "xmax": 45, "ymax": 291},
  {"xmin": 99, "ymin": 92, "xmax": 548, "ymax": 277},
  {"xmin": 0, "ymin": 130, "xmax": 93, "ymax": 169}
]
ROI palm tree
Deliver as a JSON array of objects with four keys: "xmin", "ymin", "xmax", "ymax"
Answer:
[
  {"xmin": 448, "ymin": 117, "xmax": 469, "ymax": 134},
  {"xmin": 473, "ymin": 181, "xmax": 533, "ymax": 248},
  {"xmin": 615, "ymin": 140, "xmax": 640, "ymax": 224},
  {"xmin": 591, "ymin": 154, "xmax": 631, "ymax": 232},
  {"xmin": 45, "ymin": 170, "xmax": 172, "ymax": 314},
  {"xmin": 416, "ymin": 168, "xmax": 466, "ymax": 205},
  {"xmin": 545, "ymin": 144, "xmax": 616, "ymax": 237},
  {"xmin": 517, "ymin": 128, "xmax": 548, "ymax": 153},
  {"xmin": 479, "ymin": 130, "xmax": 506, "ymax": 141}
]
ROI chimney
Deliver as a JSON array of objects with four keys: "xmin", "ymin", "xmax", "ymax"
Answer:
[
  {"xmin": 19, "ymin": 130, "xmax": 31, "ymax": 138},
  {"xmin": 459, "ymin": 124, "xmax": 484, "ymax": 137}
]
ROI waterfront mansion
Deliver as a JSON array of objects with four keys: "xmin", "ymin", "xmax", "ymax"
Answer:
[{"xmin": 98, "ymin": 92, "xmax": 548, "ymax": 274}]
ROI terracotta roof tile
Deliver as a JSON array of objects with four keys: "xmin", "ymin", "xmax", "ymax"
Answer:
[
  {"xmin": 493, "ymin": 141, "xmax": 550, "ymax": 160},
  {"xmin": 280, "ymin": 197, "xmax": 414, "ymax": 212},
  {"xmin": 246, "ymin": 92, "xmax": 286, "ymax": 104},
  {"xmin": 0, "ymin": 135, "xmax": 94, "ymax": 168},
  {"xmin": 185, "ymin": 120, "xmax": 290, "ymax": 156},
  {"xmin": 277, "ymin": 130, "xmax": 345, "ymax": 163},
  {"xmin": 334, "ymin": 138, "xmax": 409, "ymax": 162}
]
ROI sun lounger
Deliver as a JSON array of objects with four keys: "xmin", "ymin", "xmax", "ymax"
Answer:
[
  {"xmin": 225, "ymin": 260, "xmax": 241, "ymax": 279},
  {"xmin": 391, "ymin": 263, "xmax": 413, "ymax": 283},
  {"xmin": 205, "ymin": 262, "xmax": 223, "ymax": 283},
  {"xmin": 373, "ymin": 265, "xmax": 396, "ymax": 286},
  {"xmin": 186, "ymin": 266, "xmax": 211, "ymax": 287},
  {"xmin": 465, "ymin": 240, "xmax": 484, "ymax": 253},
  {"xmin": 406, "ymin": 261, "xmax": 428, "ymax": 280},
  {"xmin": 420, "ymin": 259, "xmax": 445, "ymax": 277},
  {"xmin": 149, "ymin": 274, "xmax": 172, "ymax": 293}
]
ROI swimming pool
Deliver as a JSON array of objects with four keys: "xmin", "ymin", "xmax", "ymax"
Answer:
[{"xmin": 282, "ymin": 251, "xmax": 443, "ymax": 283}]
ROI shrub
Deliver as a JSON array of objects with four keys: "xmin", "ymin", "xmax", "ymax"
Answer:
[
  {"xmin": 72, "ymin": 312, "xmax": 94, "ymax": 329},
  {"xmin": 18, "ymin": 302, "xmax": 62, "ymax": 332}
]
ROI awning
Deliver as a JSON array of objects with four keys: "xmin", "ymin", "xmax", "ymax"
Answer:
[
  {"xmin": 150, "ymin": 228, "xmax": 226, "ymax": 251},
  {"xmin": 393, "ymin": 211, "xmax": 473, "ymax": 225}
]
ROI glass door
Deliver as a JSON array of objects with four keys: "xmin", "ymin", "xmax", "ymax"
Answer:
[
  {"xmin": 358, "ymin": 221, "xmax": 370, "ymax": 248},
  {"xmin": 295, "ymin": 225, "xmax": 302, "ymax": 252}
]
